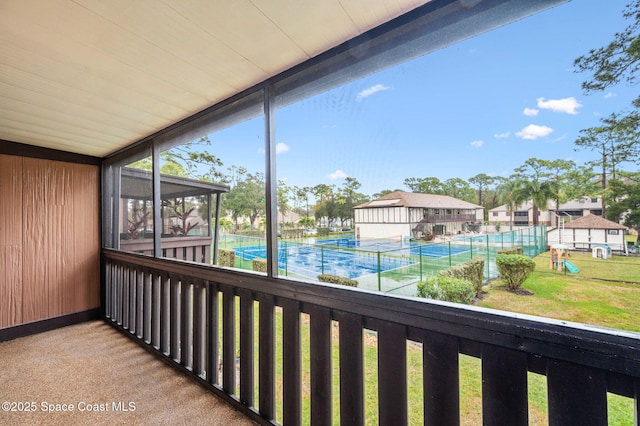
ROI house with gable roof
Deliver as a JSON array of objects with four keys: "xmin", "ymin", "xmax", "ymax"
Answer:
[
  {"xmin": 547, "ymin": 214, "xmax": 628, "ymax": 254},
  {"xmin": 354, "ymin": 191, "xmax": 484, "ymax": 240}
]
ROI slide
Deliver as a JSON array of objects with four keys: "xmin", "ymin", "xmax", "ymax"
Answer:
[{"xmin": 563, "ymin": 261, "xmax": 579, "ymax": 274}]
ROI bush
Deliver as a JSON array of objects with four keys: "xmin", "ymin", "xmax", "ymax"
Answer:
[
  {"xmin": 437, "ymin": 257, "xmax": 485, "ymax": 297},
  {"xmin": 317, "ymin": 228, "xmax": 330, "ymax": 237},
  {"xmin": 497, "ymin": 247, "xmax": 524, "ymax": 255},
  {"xmin": 317, "ymin": 274, "xmax": 358, "ymax": 287},
  {"xmin": 416, "ymin": 276, "xmax": 475, "ymax": 304},
  {"xmin": 252, "ymin": 258, "xmax": 267, "ymax": 273},
  {"xmin": 217, "ymin": 248, "xmax": 235, "ymax": 267},
  {"xmin": 495, "ymin": 254, "xmax": 535, "ymax": 290}
]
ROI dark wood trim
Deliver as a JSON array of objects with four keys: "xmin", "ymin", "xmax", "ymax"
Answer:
[
  {"xmin": 0, "ymin": 309, "xmax": 101, "ymax": 342},
  {"xmin": 0, "ymin": 139, "xmax": 100, "ymax": 165}
]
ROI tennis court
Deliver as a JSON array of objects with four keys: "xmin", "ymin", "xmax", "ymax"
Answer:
[{"xmin": 234, "ymin": 238, "xmax": 470, "ymax": 280}]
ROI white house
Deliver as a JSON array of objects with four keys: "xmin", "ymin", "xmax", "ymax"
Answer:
[
  {"xmin": 489, "ymin": 196, "xmax": 603, "ymax": 227},
  {"xmin": 547, "ymin": 214, "xmax": 628, "ymax": 254},
  {"xmin": 354, "ymin": 191, "xmax": 484, "ymax": 240}
]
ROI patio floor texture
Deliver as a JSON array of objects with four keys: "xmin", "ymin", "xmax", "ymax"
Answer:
[{"xmin": 0, "ymin": 321, "xmax": 255, "ymax": 426}]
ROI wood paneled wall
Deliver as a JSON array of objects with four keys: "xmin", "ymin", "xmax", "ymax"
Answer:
[{"xmin": 0, "ymin": 154, "xmax": 100, "ymax": 329}]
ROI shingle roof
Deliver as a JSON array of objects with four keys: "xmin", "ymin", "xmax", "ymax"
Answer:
[
  {"xmin": 564, "ymin": 214, "xmax": 627, "ymax": 230},
  {"xmin": 355, "ymin": 191, "xmax": 482, "ymax": 210}
]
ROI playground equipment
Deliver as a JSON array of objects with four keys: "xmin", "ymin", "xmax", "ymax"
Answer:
[
  {"xmin": 549, "ymin": 244, "xmax": 569, "ymax": 271},
  {"xmin": 563, "ymin": 260, "xmax": 580, "ymax": 274},
  {"xmin": 592, "ymin": 245, "xmax": 612, "ymax": 259}
]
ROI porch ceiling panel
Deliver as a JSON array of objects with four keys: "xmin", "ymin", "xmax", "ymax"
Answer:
[{"xmin": 0, "ymin": 0, "xmax": 428, "ymax": 157}]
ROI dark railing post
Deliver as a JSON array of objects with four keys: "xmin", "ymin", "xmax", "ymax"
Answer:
[
  {"xmin": 423, "ymin": 330, "xmax": 460, "ymax": 426},
  {"xmin": 222, "ymin": 286, "xmax": 236, "ymax": 394},
  {"xmin": 239, "ymin": 288, "xmax": 255, "ymax": 406},
  {"xmin": 482, "ymin": 345, "xmax": 528, "ymax": 425},
  {"xmin": 376, "ymin": 320, "xmax": 407, "ymax": 425},
  {"xmin": 258, "ymin": 293, "xmax": 276, "ymax": 420},
  {"xmin": 337, "ymin": 312, "xmax": 364, "ymax": 425},
  {"xmin": 309, "ymin": 305, "xmax": 332, "ymax": 425},
  {"xmin": 547, "ymin": 360, "xmax": 607, "ymax": 426},
  {"xmin": 282, "ymin": 299, "xmax": 301, "ymax": 425}
]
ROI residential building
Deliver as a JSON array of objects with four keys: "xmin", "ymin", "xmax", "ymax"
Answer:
[
  {"xmin": 354, "ymin": 191, "xmax": 484, "ymax": 240},
  {"xmin": 547, "ymin": 214, "xmax": 628, "ymax": 253},
  {"xmin": 489, "ymin": 197, "xmax": 604, "ymax": 227}
]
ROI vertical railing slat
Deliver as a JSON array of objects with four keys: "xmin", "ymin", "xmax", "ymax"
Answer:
[
  {"xmin": 170, "ymin": 275, "xmax": 180, "ymax": 361},
  {"xmin": 337, "ymin": 311, "xmax": 364, "ymax": 425},
  {"xmin": 239, "ymin": 288, "xmax": 255, "ymax": 406},
  {"xmin": 283, "ymin": 299, "xmax": 301, "ymax": 426},
  {"xmin": 134, "ymin": 268, "xmax": 144, "ymax": 338},
  {"xmin": 180, "ymin": 279, "xmax": 192, "ymax": 368},
  {"xmin": 376, "ymin": 320, "xmax": 407, "ymax": 425},
  {"xmin": 151, "ymin": 272, "xmax": 160, "ymax": 348},
  {"xmin": 222, "ymin": 285, "xmax": 236, "ymax": 393},
  {"xmin": 207, "ymin": 282, "xmax": 220, "ymax": 386},
  {"xmin": 160, "ymin": 273, "xmax": 170, "ymax": 354},
  {"xmin": 309, "ymin": 305, "xmax": 332, "ymax": 426},
  {"xmin": 482, "ymin": 344, "xmax": 528, "ymax": 426},
  {"xmin": 193, "ymin": 281, "xmax": 205, "ymax": 376},
  {"xmin": 259, "ymin": 293, "xmax": 275, "ymax": 420},
  {"xmin": 143, "ymin": 269, "xmax": 151, "ymax": 343},
  {"xmin": 423, "ymin": 330, "xmax": 460, "ymax": 426},
  {"xmin": 547, "ymin": 360, "xmax": 607, "ymax": 426}
]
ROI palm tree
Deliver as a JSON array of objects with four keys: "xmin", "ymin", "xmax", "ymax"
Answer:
[
  {"xmin": 513, "ymin": 179, "xmax": 557, "ymax": 225},
  {"xmin": 498, "ymin": 179, "xmax": 522, "ymax": 230}
]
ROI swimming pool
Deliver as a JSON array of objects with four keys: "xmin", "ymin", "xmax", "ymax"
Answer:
[{"xmin": 234, "ymin": 244, "xmax": 417, "ymax": 279}]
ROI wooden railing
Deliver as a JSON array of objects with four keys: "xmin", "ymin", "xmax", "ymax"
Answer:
[
  {"xmin": 103, "ymin": 249, "xmax": 640, "ymax": 425},
  {"xmin": 119, "ymin": 236, "xmax": 211, "ymax": 263}
]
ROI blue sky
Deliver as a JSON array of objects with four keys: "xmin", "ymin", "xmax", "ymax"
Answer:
[{"xmin": 206, "ymin": 0, "xmax": 636, "ymax": 198}]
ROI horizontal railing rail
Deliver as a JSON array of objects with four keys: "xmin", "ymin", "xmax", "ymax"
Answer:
[{"xmin": 103, "ymin": 248, "xmax": 640, "ymax": 425}]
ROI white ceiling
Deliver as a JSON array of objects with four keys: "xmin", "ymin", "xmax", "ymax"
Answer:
[{"xmin": 0, "ymin": 0, "xmax": 428, "ymax": 157}]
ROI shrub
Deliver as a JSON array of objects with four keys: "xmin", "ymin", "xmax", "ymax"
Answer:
[
  {"xmin": 217, "ymin": 249, "xmax": 235, "ymax": 267},
  {"xmin": 317, "ymin": 274, "xmax": 358, "ymax": 287},
  {"xmin": 317, "ymin": 228, "xmax": 330, "ymax": 237},
  {"xmin": 252, "ymin": 258, "xmax": 267, "ymax": 273},
  {"xmin": 416, "ymin": 276, "xmax": 475, "ymax": 304},
  {"xmin": 438, "ymin": 257, "xmax": 485, "ymax": 297},
  {"xmin": 497, "ymin": 247, "xmax": 524, "ymax": 255},
  {"xmin": 495, "ymin": 254, "xmax": 535, "ymax": 290}
]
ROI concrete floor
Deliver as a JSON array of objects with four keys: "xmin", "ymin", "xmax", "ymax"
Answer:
[{"xmin": 0, "ymin": 320, "xmax": 256, "ymax": 426}]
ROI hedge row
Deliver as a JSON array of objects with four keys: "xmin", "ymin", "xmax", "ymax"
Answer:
[
  {"xmin": 497, "ymin": 246, "xmax": 524, "ymax": 255},
  {"xmin": 317, "ymin": 274, "xmax": 358, "ymax": 287},
  {"xmin": 218, "ymin": 249, "xmax": 235, "ymax": 267},
  {"xmin": 437, "ymin": 257, "xmax": 485, "ymax": 297},
  {"xmin": 416, "ymin": 276, "xmax": 475, "ymax": 304},
  {"xmin": 252, "ymin": 258, "xmax": 267, "ymax": 273}
]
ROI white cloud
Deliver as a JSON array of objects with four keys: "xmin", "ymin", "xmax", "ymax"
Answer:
[
  {"xmin": 523, "ymin": 108, "xmax": 539, "ymax": 116},
  {"xmin": 470, "ymin": 140, "xmax": 484, "ymax": 148},
  {"xmin": 327, "ymin": 169, "xmax": 348, "ymax": 181},
  {"xmin": 356, "ymin": 84, "xmax": 390, "ymax": 101},
  {"xmin": 604, "ymin": 92, "xmax": 616, "ymax": 99},
  {"xmin": 276, "ymin": 142, "xmax": 290, "ymax": 154},
  {"xmin": 516, "ymin": 124, "xmax": 554, "ymax": 140},
  {"xmin": 494, "ymin": 131, "xmax": 510, "ymax": 139},
  {"xmin": 536, "ymin": 97, "xmax": 582, "ymax": 114}
]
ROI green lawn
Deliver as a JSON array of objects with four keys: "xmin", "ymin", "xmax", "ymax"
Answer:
[
  {"xmin": 228, "ymin": 252, "xmax": 640, "ymax": 425},
  {"xmin": 480, "ymin": 252, "xmax": 640, "ymax": 331}
]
